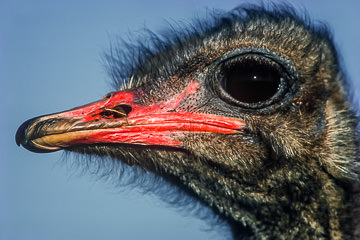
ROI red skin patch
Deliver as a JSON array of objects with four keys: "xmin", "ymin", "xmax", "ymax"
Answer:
[{"xmin": 33, "ymin": 81, "xmax": 245, "ymax": 148}]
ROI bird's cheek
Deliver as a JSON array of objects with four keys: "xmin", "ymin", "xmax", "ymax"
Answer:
[{"xmin": 174, "ymin": 132, "xmax": 269, "ymax": 171}]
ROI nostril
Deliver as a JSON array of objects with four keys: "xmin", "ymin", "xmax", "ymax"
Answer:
[
  {"xmin": 100, "ymin": 104, "xmax": 132, "ymax": 119},
  {"xmin": 116, "ymin": 104, "xmax": 132, "ymax": 115}
]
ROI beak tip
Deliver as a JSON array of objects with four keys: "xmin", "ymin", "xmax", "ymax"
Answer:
[
  {"xmin": 15, "ymin": 134, "xmax": 21, "ymax": 146},
  {"xmin": 15, "ymin": 117, "xmax": 57, "ymax": 153},
  {"xmin": 15, "ymin": 119, "xmax": 31, "ymax": 147}
]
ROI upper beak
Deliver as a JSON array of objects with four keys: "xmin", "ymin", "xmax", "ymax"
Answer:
[{"xmin": 16, "ymin": 83, "xmax": 246, "ymax": 153}]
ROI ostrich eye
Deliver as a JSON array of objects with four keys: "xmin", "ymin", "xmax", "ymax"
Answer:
[
  {"xmin": 221, "ymin": 58, "xmax": 281, "ymax": 103},
  {"xmin": 216, "ymin": 53, "xmax": 291, "ymax": 110}
]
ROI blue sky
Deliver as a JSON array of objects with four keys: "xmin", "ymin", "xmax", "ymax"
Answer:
[{"xmin": 1, "ymin": 1, "xmax": 359, "ymax": 239}]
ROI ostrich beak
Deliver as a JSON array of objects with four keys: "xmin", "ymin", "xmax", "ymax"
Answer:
[{"xmin": 16, "ymin": 82, "xmax": 245, "ymax": 153}]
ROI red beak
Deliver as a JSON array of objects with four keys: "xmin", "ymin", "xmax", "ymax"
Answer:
[{"xmin": 16, "ymin": 82, "xmax": 245, "ymax": 153}]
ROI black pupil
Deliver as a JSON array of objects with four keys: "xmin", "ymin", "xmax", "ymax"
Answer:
[{"xmin": 222, "ymin": 59, "xmax": 281, "ymax": 103}]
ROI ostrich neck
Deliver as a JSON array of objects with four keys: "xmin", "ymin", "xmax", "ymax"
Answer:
[{"xmin": 172, "ymin": 161, "xmax": 358, "ymax": 239}]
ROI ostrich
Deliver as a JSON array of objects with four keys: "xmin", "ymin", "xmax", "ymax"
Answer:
[{"xmin": 15, "ymin": 5, "xmax": 360, "ymax": 239}]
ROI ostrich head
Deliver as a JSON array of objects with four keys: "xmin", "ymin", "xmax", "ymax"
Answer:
[{"xmin": 15, "ymin": 5, "xmax": 359, "ymax": 239}]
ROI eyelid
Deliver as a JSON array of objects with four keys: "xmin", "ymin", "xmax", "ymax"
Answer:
[
  {"xmin": 211, "ymin": 49, "xmax": 298, "ymax": 112},
  {"xmin": 220, "ymin": 56, "xmax": 283, "ymax": 104}
]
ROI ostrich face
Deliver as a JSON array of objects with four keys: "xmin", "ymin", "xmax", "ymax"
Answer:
[{"xmin": 15, "ymin": 6, "xmax": 359, "ymax": 239}]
